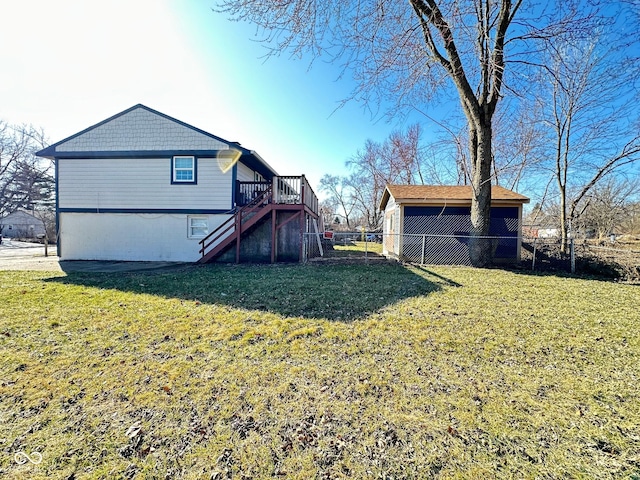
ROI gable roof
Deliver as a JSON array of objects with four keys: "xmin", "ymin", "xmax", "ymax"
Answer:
[
  {"xmin": 380, "ymin": 184, "xmax": 529, "ymax": 210},
  {"xmin": 0, "ymin": 209, "xmax": 42, "ymax": 222},
  {"xmin": 36, "ymin": 104, "xmax": 278, "ymax": 178}
]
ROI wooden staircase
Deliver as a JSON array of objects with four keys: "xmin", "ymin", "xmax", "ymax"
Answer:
[{"xmin": 198, "ymin": 186, "xmax": 273, "ymax": 263}]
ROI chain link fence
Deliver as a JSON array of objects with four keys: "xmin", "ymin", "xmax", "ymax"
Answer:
[
  {"xmin": 521, "ymin": 237, "xmax": 640, "ymax": 281},
  {"xmin": 303, "ymin": 231, "xmax": 384, "ymax": 261},
  {"xmin": 303, "ymin": 232, "xmax": 640, "ymax": 281}
]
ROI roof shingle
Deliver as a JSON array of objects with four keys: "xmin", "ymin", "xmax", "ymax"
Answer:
[{"xmin": 381, "ymin": 184, "xmax": 529, "ymax": 209}]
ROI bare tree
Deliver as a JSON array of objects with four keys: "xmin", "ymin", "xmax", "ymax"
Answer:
[
  {"xmin": 573, "ymin": 178, "xmax": 640, "ymax": 241},
  {"xmin": 30, "ymin": 208, "xmax": 57, "ymax": 256},
  {"xmin": 533, "ymin": 32, "xmax": 640, "ymax": 252},
  {"xmin": 430, "ymin": 103, "xmax": 546, "ymax": 192},
  {"xmin": 319, "ymin": 198, "xmax": 338, "ymax": 230},
  {"xmin": 319, "ymin": 124, "xmax": 433, "ymax": 230},
  {"xmin": 621, "ymin": 201, "xmax": 640, "ymax": 236},
  {"xmin": 346, "ymin": 169, "xmax": 385, "ymax": 231},
  {"xmin": 383, "ymin": 124, "xmax": 427, "ymax": 185},
  {"xmin": 491, "ymin": 103, "xmax": 547, "ymax": 193},
  {"xmin": 319, "ymin": 174, "xmax": 357, "ymax": 230},
  {"xmin": 346, "ymin": 124, "xmax": 434, "ymax": 229},
  {"xmin": 433, "ymin": 121, "xmax": 472, "ymax": 186},
  {"xmin": 0, "ymin": 122, "xmax": 53, "ymax": 228},
  {"xmin": 216, "ymin": 0, "xmax": 602, "ymax": 265}
]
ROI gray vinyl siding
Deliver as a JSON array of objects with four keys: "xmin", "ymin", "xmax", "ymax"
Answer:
[
  {"xmin": 237, "ymin": 162, "xmax": 256, "ymax": 182},
  {"xmin": 58, "ymin": 157, "xmax": 232, "ymax": 210}
]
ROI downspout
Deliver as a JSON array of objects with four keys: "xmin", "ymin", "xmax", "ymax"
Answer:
[
  {"xmin": 55, "ymin": 158, "xmax": 61, "ymax": 258},
  {"xmin": 231, "ymin": 162, "xmax": 238, "ymax": 210}
]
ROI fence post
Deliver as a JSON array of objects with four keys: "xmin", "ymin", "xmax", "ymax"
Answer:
[
  {"xmin": 302, "ymin": 233, "xmax": 307, "ymax": 263},
  {"xmin": 570, "ymin": 238, "xmax": 575, "ymax": 274},
  {"xmin": 531, "ymin": 238, "xmax": 537, "ymax": 271},
  {"xmin": 421, "ymin": 235, "xmax": 426, "ymax": 265}
]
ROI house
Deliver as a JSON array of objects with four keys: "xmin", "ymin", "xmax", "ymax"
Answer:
[
  {"xmin": 537, "ymin": 227, "xmax": 560, "ymax": 238},
  {"xmin": 379, "ymin": 184, "xmax": 530, "ymax": 265},
  {"xmin": 0, "ymin": 210, "xmax": 46, "ymax": 239},
  {"xmin": 36, "ymin": 104, "xmax": 319, "ymax": 263}
]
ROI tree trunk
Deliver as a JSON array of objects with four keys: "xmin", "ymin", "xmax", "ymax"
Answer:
[
  {"xmin": 559, "ymin": 185, "xmax": 568, "ymax": 253},
  {"xmin": 469, "ymin": 121, "xmax": 494, "ymax": 267}
]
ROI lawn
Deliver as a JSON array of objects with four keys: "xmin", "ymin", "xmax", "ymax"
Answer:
[
  {"xmin": 1, "ymin": 263, "xmax": 639, "ymax": 479},
  {"xmin": 329, "ymin": 240, "xmax": 384, "ymax": 257}
]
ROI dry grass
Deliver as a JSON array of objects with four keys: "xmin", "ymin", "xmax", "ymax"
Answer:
[{"xmin": 1, "ymin": 264, "xmax": 639, "ymax": 479}]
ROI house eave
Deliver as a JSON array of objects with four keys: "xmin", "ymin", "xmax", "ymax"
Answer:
[
  {"xmin": 239, "ymin": 150, "xmax": 278, "ymax": 180},
  {"xmin": 38, "ymin": 149, "xmax": 244, "ymax": 160}
]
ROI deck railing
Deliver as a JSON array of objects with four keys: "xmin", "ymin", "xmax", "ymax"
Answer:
[
  {"xmin": 236, "ymin": 181, "xmax": 271, "ymax": 207},
  {"xmin": 237, "ymin": 175, "xmax": 318, "ymax": 214}
]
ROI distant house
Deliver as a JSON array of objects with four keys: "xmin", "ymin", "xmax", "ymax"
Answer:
[
  {"xmin": 380, "ymin": 185, "xmax": 530, "ymax": 265},
  {"xmin": 36, "ymin": 104, "xmax": 319, "ymax": 263},
  {"xmin": 0, "ymin": 210, "xmax": 46, "ymax": 239},
  {"xmin": 537, "ymin": 227, "xmax": 560, "ymax": 238}
]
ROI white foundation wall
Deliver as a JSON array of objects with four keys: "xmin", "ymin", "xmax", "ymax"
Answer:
[{"xmin": 59, "ymin": 213, "xmax": 232, "ymax": 262}]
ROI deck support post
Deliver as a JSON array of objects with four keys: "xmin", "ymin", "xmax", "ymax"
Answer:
[
  {"xmin": 299, "ymin": 208, "xmax": 305, "ymax": 262},
  {"xmin": 271, "ymin": 208, "xmax": 277, "ymax": 264}
]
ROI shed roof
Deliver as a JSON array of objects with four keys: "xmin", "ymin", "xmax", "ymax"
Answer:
[{"xmin": 380, "ymin": 184, "xmax": 529, "ymax": 210}]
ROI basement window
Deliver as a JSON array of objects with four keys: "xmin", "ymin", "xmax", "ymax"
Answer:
[{"xmin": 188, "ymin": 216, "xmax": 208, "ymax": 238}]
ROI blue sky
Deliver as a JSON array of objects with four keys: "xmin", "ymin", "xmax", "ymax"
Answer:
[{"xmin": 0, "ymin": 0, "xmax": 435, "ymax": 192}]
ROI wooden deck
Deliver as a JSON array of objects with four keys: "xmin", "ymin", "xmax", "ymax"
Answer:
[
  {"xmin": 199, "ymin": 176, "xmax": 319, "ymax": 263},
  {"xmin": 235, "ymin": 176, "xmax": 318, "ymax": 212}
]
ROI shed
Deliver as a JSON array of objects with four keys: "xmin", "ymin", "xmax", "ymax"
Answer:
[{"xmin": 379, "ymin": 185, "xmax": 530, "ymax": 265}]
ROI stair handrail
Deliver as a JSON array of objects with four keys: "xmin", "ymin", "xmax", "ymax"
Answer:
[
  {"xmin": 199, "ymin": 185, "xmax": 273, "ymax": 257},
  {"xmin": 198, "ymin": 214, "xmax": 236, "ymax": 255}
]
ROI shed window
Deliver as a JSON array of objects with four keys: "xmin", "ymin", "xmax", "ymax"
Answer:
[
  {"xmin": 172, "ymin": 156, "xmax": 196, "ymax": 183},
  {"xmin": 188, "ymin": 216, "xmax": 208, "ymax": 238}
]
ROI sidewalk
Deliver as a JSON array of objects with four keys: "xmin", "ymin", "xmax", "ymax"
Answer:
[
  {"xmin": 0, "ymin": 240, "xmax": 188, "ymax": 273},
  {"xmin": 0, "ymin": 239, "xmax": 60, "ymax": 271}
]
